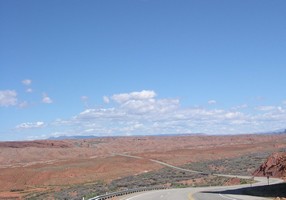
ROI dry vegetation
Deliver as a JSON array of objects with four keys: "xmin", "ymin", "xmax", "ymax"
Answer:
[
  {"xmin": 1, "ymin": 134, "xmax": 286, "ymax": 199},
  {"xmin": 183, "ymin": 151, "xmax": 286, "ymax": 176}
]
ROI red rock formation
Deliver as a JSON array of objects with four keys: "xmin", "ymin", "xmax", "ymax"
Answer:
[
  {"xmin": 253, "ymin": 152, "xmax": 286, "ymax": 179},
  {"xmin": 0, "ymin": 140, "xmax": 72, "ymax": 148}
]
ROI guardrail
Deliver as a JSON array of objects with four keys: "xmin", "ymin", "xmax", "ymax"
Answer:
[{"xmin": 87, "ymin": 186, "xmax": 167, "ymax": 200}]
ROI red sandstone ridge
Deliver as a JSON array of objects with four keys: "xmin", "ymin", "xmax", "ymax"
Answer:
[
  {"xmin": 0, "ymin": 140, "xmax": 72, "ymax": 148},
  {"xmin": 253, "ymin": 152, "xmax": 286, "ymax": 180}
]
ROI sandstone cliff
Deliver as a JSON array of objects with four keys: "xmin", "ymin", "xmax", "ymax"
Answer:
[{"xmin": 253, "ymin": 152, "xmax": 286, "ymax": 180}]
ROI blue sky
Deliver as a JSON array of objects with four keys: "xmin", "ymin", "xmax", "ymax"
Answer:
[{"xmin": 1, "ymin": 0, "xmax": 286, "ymax": 141}]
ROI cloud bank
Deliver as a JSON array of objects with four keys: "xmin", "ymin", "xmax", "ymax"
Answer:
[{"xmin": 49, "ymin": 90, "xmax": 286, "ymax": 137}]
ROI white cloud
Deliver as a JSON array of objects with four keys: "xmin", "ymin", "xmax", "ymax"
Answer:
[
  {"xmin": 16, "ymin": 90, "xmax": 286, "ymax": 137},
  {"xmin": 22, "ymin": 79, "xmax": 33, "ymax": 93},
  {"xmin": 224, "ymin": 111, "xmax": 244, "ymax": 119},
  {"xmin": 81, "ymin": 96, "xmax": 89, "ymax": 108},
  {"xmin": 18, "ymin": 101, "xmax": 29, "ymax": 108},
  {"xmin": 231, "ymin": 104, "xmax": 248, "ymax": 110},
  {"xmin": 56, "ymin": 90, "xmax": 258, "ymax": 136},
  {"xmin": 256, "ymin": 106, "xmax": 276, "ymax": 111},
  {"xmin": 26, "ymin": 88, "xmax": 33, "ymax": 93},
  {"xmin": 112, "ymin": 90, "xmax": 156, "ymax": 103},
  {"xmin": 77, "ymin": 108, "xmax": 126, "ymax": 120},
  {"xmin": 22, "ymin": 79, "xmax": 32, "ymax": 86},
  {"xmin": 103, "ymin": 96, "xmax": 110, "ymax": 104},
  {"xmin": 16, "ymin": 121, "xmax": 45, "ymax": 129},
  {"xmin": 26, "ymin": 134, "xmax": 48, "ymax": 140},
  {"xmin": 120, "ymin": 98, "xmax": 179, "ymax": 114},
  {"xmin": 0, "ymin": 90, "xmax": 18, "ymax": 107},
  {"xmin": 108, "ymin": 90, "xmax": 178, "ymax": 115},
  {"xmin": 42, "ymin": 93, "xmax": 53, "ymax": 104},
  {"xmin": 81, "ymin": 96, "xmax": 88, "ymax": 101},
  {"xmin": 208, "ymin": 100, "xmax": 217, "ymax": 105}
]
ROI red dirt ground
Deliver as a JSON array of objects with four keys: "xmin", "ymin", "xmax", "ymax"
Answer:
[{"xmin": 1, "ymin": 134, "xmax": 286, "ymax": 199}]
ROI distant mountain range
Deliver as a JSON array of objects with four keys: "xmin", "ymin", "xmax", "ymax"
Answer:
[
  {"xmin": 47, "ymin": 133, "xmax": 205, "ymax": 140},
  {"xmin": 47, "ymin": 130, "xmax": 286, "ymax": 140},
  {"xmin": 48, "ymin": 135, "xmax": 98, "ymax": 140},
  {"xmin": 260, "ymin": 128, "xmax": 286, "ymax": 135}
]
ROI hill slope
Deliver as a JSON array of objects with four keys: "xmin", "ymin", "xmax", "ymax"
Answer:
[{"xmin": 253, "ymin": 152, "xmax": 286, "ymax": 179}]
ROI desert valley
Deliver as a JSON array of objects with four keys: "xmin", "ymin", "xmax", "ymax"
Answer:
[{"xmin": 1, "ymin": 133, "xmax": 286, "ymax": 199}]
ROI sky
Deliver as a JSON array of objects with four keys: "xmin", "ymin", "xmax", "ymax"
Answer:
[{"xmin": 1, "ymin": 0, "xmax": 286, "ymax": 141}]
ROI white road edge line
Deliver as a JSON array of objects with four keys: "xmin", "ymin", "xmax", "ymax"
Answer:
[
  {"xmin": 125, "ymin": 193, "xmax": 145, "ymax": 200},
  {"xmin": 124, "ymin": 189, "xmax": 167, "ymax": 200},
  {"xmin": 124, "ymin": 191, "xmax": 153, "ymax": 200},
  {"xmin": 219, "ymin": 193, "xmax": 238, "ymax": 200}
]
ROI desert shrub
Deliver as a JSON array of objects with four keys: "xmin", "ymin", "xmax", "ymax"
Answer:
[{"xmin": 183, "ymin": 151, "xmax": 273, "ymax": 176}]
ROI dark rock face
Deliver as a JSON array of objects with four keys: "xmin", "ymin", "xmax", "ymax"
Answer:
[{"xmin": 253, "ymin": 152, "xmax": 286, "ymax": 179}]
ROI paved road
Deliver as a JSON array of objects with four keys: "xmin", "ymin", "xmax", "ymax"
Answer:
[
  {"xmin": 115, "ymin": 154, "xmax": 284, "ymax": 200},
  {"xmin": 119, "ymin": 177, "xmax": 283, "ymax": 200}
]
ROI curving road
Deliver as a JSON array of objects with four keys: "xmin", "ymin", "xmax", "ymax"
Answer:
[
  {"xmin": 115, "ymin": 154, "xmax": 284, "ymax": 200},
  {"xmin": 118, "ymin": 177, "xmax": 283, "ymax": 200}
]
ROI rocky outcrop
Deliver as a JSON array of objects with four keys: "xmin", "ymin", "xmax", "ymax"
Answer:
[{"xmin": 253, "ymin": 152, "xmax": 286, "ymax": 179}]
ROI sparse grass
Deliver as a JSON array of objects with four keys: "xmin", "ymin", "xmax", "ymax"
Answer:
[
  {"xmin": 24, "ymin": 150, "xmax": 285, "ymax": 200},
  {"xmin": 24, "ymin": 181, "xmax": 108, "ymax": 200},
  {"xmin": 109, "ymin": 167, "xmax": 202, "ymax": 190},
  {"xmin": 83, "ymin": 192, "xmax": 99, "ymax": 199},
  {"xmin": 183, "ymin": 151, "xmax": 273, "ymax": 176},
  {"xmin": 171, "ymin": 183, "xmax": 189, "ymax": 188},
  {"xmin": 10, "ymin": 189, "xmax": 24, "ymax": 192}
]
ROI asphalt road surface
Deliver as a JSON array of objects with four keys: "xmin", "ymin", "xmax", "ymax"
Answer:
[{"xmin": 119, "ymin": 176, "xmax": 283, "ymax": 200}]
